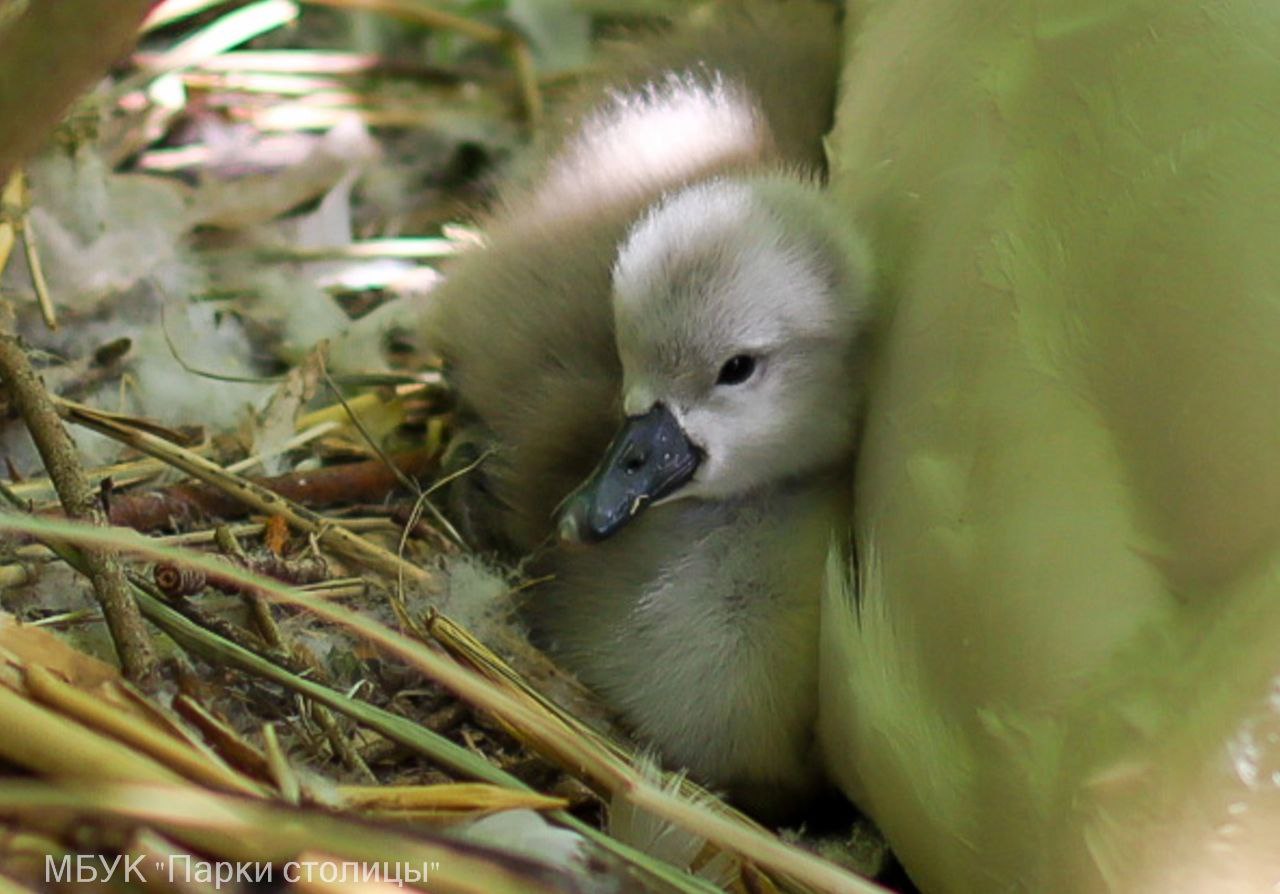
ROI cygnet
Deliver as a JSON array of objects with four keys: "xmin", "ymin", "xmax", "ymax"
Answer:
[
  {"xmin": 425, "ymin": 1, "xmax": 865, "ymax": 817},
  {"xmin": 539, "ymin": 176, "xmax": 873, "ymax": 816}
]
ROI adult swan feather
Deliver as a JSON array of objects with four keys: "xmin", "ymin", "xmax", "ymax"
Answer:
[{"xmin": 824, "ymin": 1, "xmax": 1280, "ymax": 891}]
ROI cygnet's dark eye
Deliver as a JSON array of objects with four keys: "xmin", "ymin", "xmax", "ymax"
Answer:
[{"xmin": 716, "ymin": 354, "xmax": 757, "ymax": 386}]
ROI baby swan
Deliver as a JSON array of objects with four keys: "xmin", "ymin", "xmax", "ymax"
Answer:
[
  {"xmin": 533, "ymin": 175, "xmax": 873, "ymax": 816},
  {"xmin": 424, "ymin": 1, "xmax": 848, "ymax": 817},
  {"xmin": 425, "ymin": 0, "xmax": 840, "ymax": 557}
]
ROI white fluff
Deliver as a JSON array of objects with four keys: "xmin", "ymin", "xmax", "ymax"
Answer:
[{"xmin": 530, "ymin": 73, "xmax": 769, "ymax": 219}]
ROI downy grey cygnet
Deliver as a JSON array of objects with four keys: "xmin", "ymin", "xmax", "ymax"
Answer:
[
  {"xmin": 542, "ymin": 176, "xmax": 873, "ymax": 816},
  {"xmin": 425, "ymin": 1, "xmax": 870, "ymax": 818}
]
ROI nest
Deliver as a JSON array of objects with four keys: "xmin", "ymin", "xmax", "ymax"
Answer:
[{"xmin": 0, "ymin": 2, "xmax": 897, "ymax": 892}]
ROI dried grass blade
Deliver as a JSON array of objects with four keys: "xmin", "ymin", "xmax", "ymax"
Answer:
[
  {"xmin": 22, "ymin": 665, "xmax": 269, "ymax": 798},
  {"xmin": 0, "ymin": 172, "xmax": 22, "ymax": 274},
  {"xmin": 0, "ymin": 514, "xmax": 888, "ymax": 894},
  {"xmin": 57, "ymin": 398, "xmax": 436, "ymax": 589},
  {"xmin": 0, "ymin": 682, "xmax": 190, "ymax": 787},
  {"xmin": 338, "ymin": 783, "xmax": 566, "ymax": 815},
  {"xmin": 0, "ymin": 781, "xmax": 577, "ymax": 893}
]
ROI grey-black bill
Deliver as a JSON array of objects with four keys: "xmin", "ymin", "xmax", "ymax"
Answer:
[{"xmin": 556, "ymin": 403, "xmax": 702, "ymax": 543}]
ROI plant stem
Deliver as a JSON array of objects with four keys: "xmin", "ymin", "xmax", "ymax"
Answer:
[{"xmin": 0, "ymin": 328, "xmax": 156, "ymax": 683}]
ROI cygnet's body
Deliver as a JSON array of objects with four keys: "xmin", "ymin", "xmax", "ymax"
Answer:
[
  {"xmin": 537, "ymin": 481, "xmax": 847, "ymax": 811},
  {"xmin": 425, "ymin": 3, "xmax": 864, "ymax": 816}
]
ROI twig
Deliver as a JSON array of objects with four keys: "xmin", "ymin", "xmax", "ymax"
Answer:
[
  {"xmin": 0, "ymin": 171, "xmax": 53, "ymax": 335},
  {"xmin": 58, "ymin": 399, "xmax": 438, "ymax": 590},
  {"xmin": 312, "ymin": 703, "xmax": 377, "ymax": 782},
  {"xmin": 131, "ymin": 569, "xmax": 307, "ymax": 677},
  {"xmin": 319, "ymin": 361, "xmax": 415, "ymax": 496},
  {"xmin": 509, "ymin": 40, "xmax": 543, "ymax": 126},
  {"xmin": 215, "ymin": 525, "xmax": 285, "ymax": 651},
  {"xmin": 0, "ymin": 327, "xmax": 156, "ymax": 682},
  {"xmin": 97, "ymin": 448, "xmax": 436, "ymax": 533},
  {"xmin": 158, "ymin": 518, "xmax": 397, "ymax": 546},
  {"xmin": 261, "ymin": 722, "xmax": 301, "ymax": 805},
  {"xmin": 16, "ymin": 188, "xmax": 56, "ymax": 330},
  {"xmin": 141, "ymin": 0, "xmax": 235, "ymax": 34},
  {"xmin": 9, "ymin": 454, "xmax": 186, "ymax": 505}
]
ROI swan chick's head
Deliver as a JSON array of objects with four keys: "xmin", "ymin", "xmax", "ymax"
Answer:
[{"xmin": 559, "ymin": 176, "xmax": 872, "ymax": 542}]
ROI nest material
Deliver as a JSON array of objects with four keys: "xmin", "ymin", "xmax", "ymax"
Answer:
[{"xmin": 0, "ymin": 3, "xmax": 895, "ymax": 892}]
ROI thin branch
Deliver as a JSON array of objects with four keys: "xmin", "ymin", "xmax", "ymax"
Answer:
[
  {"xmin": 17, "ymin": 187, "xmax": 56, "ymax": 330},
  {"xmin": 58, "ymin": 398, "xmax": 437, "ymax": 590},
  {"xmin": 0, "ymin": 327, "xmax": 156, "ymax": 682},
  {"xmin": 98, "ymin": 447, "xmax": 436, "ymax": 533}
]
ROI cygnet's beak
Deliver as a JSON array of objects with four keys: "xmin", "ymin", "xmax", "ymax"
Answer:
[{"xmin": 557, "ymin": 403, "xmax": 702, "ymax": 543}]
